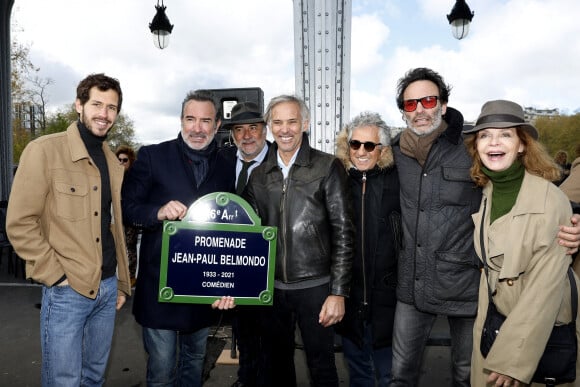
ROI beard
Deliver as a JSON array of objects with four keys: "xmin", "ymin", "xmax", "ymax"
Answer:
[
  {"xmin": 405, "ymin": 105, "xmax": 444, "ymax": 136},
  {"xmin": 79, "ymin": 110, "xmax": 112, "ymax": 138}
]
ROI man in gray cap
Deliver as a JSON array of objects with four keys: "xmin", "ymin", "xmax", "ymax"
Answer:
[
  {"xmin": 225, "ymin": 101, "xmax": 270, "ymax": 195},
  {"xmin": 223, "ymin": 101, "xmax": 271, "ymax": 387}
]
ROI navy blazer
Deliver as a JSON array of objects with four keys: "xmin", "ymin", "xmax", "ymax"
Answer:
[{"xmin": 122, "ymin": 135, "xmax": 235, "ymax": 331}]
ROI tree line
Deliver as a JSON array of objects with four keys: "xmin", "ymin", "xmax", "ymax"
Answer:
[
  {"xmin": 535, "ymin": 114, "xmax": 580, "ymax": 162},
  {"xmin": 10, "ymin": 32, "xmax": 138, "ymax": 164}
]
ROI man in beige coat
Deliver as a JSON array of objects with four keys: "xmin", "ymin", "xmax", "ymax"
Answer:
[
  {"xmin": 561, "ymin": 156, "xmax": 580, "ymax": 203},
  {"xmin": 6, "ymin": 73, "xmax": 131, "ymax": 386},
  {"xmin": 561, "ymin": 155, "xmax": 580, "ymax": 275}
]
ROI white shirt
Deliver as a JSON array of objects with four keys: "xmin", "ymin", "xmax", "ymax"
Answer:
[
  {"xmin": 235, "ymin": 143, "xmax": 269, "ymax": 186},
  {"xmin": 277, "ymin": 149, "xmax": 299, "ymax": 179}
]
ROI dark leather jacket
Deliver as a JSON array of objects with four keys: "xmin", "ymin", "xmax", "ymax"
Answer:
[
  {"xmin": 245, "ymin": 133, "xmax": 354, "ymax": 296},
  {"xmin": 392, "ymin": 107, "xmax": 482, "ymax": 316}
]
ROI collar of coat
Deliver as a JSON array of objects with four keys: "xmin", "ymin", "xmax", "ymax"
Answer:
[
  {"xmin": 262, "ymin": 132, "xmax": 312, "ymax": 173},
  {"xmin": 67, "ymin": 122, "xmax": 113, "ymax": 163},
  {"xmin": 483, "ymin": 171, "xmax": 550, "ymax": 217}
]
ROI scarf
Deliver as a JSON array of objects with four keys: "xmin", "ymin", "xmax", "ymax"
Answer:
[
  {"xmin": 399, "ymin": 121, "xmax": 447, "ymax": 166},
  {"xmin": 180, "ymin": 135, "xmax": 216, "ymax": 188}
]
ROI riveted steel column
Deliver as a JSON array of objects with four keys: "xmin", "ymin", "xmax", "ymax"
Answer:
[{"xmin": 293, "ymin": 0, "xmax": 351, "ymax": 154}]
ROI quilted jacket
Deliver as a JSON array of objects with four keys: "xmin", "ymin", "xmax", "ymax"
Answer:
[{"xmin": 392, "ymin": 107, "xmax": 482, "ymax": 316}]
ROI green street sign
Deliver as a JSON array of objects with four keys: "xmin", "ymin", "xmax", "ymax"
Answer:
[{"xmin": 158, "ymin": 192, "xmax": 277, "ymax": 306}]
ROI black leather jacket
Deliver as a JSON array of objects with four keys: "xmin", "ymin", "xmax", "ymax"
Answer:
[{"xmin": 245, "ymin": 134, "xmax": 354, "ymax": 296}]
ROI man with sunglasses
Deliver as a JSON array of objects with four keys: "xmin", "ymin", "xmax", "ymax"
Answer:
[
  {"xmin": 389, "ymin": 67, "xmax": 580, "ymax": 386},
  {"xmin": 115, "ymin": 145, "xmax": 136, "ymax": 171},
  {"xmin": 115, "ymin": 145, "xmax": 139, "ymax": 285},
  {"xmin": 334, "ymin": 112, "xmax": 400, "ymax": 387}
]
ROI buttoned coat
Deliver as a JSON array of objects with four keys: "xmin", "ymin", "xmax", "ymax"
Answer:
[
  {"xmin": 122, "ymin": 135, "xmax": 235, "ymax": 331},
  {"xmin": 470, "ymin": 171, "xmax": 579, "ymax": 386},
  {"xmin": 6, "ymin": 122, "xmax": 131, "ymax": 298}
]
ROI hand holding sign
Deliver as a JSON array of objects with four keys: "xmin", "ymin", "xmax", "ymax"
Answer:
[
  {"xmin": 158, "ymin": 200, "xmax": 188, "ymax": 221},
  {"xmin": 211, "ymin": 296, "xmax": 236, "ymax": 310}
]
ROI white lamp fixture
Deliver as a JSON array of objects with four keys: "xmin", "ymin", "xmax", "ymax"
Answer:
[
  {"xmin": 447, "ymin": 0, "xmax": 474, "ymax": 40},
  {"xmin": 149, "ymin": 0, "xmax": 174, "ymax": 49}
]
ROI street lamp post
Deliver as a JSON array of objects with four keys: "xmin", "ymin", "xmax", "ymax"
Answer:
[
  {"xmin": 447, "ymin": 0, "xmax": 474, "ymax": 40},
  {"xmin": 0, "ymin": 0, "xmax": 14, "ymax": 201},
  {"xmin": 149, "ymin": 0, "xmax": 174, "ymax": 49}
]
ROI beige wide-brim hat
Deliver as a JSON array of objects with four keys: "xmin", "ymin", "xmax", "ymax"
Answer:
[{"xmin": 463, "ymin": 99, "xmax": 539, "ymax": 140}]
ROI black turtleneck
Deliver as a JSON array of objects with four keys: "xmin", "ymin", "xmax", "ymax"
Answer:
[{"xmin": 78, "ymin": 121, "xmax": 117, "ymax": 279}]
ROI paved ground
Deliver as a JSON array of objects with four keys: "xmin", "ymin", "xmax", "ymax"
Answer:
[{"xmin": 0, "ymin": 250, "xmax": 452, "ymax": 386}]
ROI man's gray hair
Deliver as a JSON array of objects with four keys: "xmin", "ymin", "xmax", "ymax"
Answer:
[
  {"xmin": 343, "ymin": 111, "xmax": 391, "ymax": 146},
  {"xmin": 180, "ymin": 89, "xmax": 219, "ymax": 120},
  {"xmin": 264, "ymin": 95, "xmax": 310, "ymax": 125}
]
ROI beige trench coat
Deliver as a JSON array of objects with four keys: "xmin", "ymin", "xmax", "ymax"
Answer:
[{"xmin": 471, "ymin": 171, "xmax": 579, "ymax": 386}]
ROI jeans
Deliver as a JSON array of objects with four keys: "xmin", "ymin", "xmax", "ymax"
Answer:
[
  {"xmin": 264, "ymin": 284, "xmax": 339, "ymax": 387},
  {"xmin": 342, "ymin": 322, "xmax": 392, "ymax": 387},
  {"xmin": 389, "ymin": 301, "xmax": 473, "ymax": 387},
  {"xmin": 142, "ymin": 326, "xmax": 209, "ymax": 387},
  {"xmin": 40, "ymin": 276, "xmax": 117, "ymax": 387}
]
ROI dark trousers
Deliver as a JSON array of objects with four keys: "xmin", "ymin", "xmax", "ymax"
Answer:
[
  {"xmin": 234, "ymin": 305, "xmax": 273, "ymax": 387},
  {"xmin": 264, "ymin": 284, "xmax": 339, "ymax": 387}
]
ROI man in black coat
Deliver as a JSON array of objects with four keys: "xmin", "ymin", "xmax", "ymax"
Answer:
[
  {"xmin": 334, "ymin": 112, "xmax": 400, "ymax": 387},
  {"xmin": 122, "ymin": 90, "xmax": 235, "ymax": 387}
]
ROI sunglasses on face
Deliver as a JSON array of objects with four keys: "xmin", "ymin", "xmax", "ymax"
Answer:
[
  {"xmin": 349, "ymin": 140, "xmax": 381, "ymax": 152},
  {"xmin": 118, "ymin": 157, "xmax": 129, "ymax": 163},
  {"xmin": 402, "ymin": 96, "xmax": 439, "ymax": 112}
]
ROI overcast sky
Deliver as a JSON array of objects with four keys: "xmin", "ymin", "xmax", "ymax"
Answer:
[{"xmin": 11, "ymin": 0, "xmax": 580, "ymax": 145}]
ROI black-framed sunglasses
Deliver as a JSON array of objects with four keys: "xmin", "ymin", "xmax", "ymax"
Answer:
[
  {"xmin": 402, "ymin": 95, "xmax": 439, "ymax": 112},
  {"xmin": 118, "ymin": 157, "xmax": 129, "ymax": 163},
  {"xmin": 349, "ymin": 140, "xmax": 381, "ymax": 152}
]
